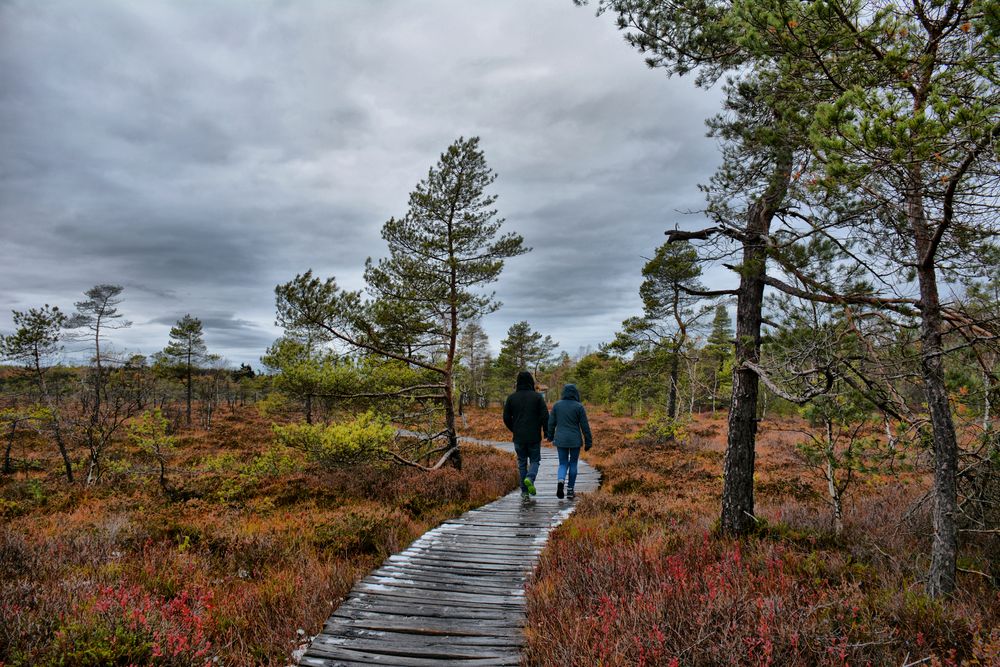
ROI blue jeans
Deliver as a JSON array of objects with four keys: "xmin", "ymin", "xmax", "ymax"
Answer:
[
  {"xmin": 557, "ymin": 447, "xmax": 580, "ymax": 489},
  {"xmin": 514, "ymin": 441, "xmax": 541, "ymax": 493}
]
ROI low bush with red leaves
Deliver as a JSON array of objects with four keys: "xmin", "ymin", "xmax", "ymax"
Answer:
[{"xmin": 522, "ymin": 411, "xmax": 1000, "ymax": 666}]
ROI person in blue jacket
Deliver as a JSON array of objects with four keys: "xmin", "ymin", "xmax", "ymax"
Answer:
[{"xmin": 546, "ymin": 383, "xmax": 592, "ymax": 499}]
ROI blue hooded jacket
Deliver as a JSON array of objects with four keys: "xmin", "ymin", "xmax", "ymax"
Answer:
[{"xmin": 547, "ymin": 384, "xmax": 593, "ymax": 449}]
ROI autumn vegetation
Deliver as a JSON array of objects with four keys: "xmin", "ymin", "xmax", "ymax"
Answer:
[
  {"xmin": 2, "ymin": 0, "xmax": 1000, "ymax": 661},
  {"xmin": 507, "ymin": 411, "xmax": 1000, "ymax": 666},
  {"xmin": 1, "ymin": 404, "xmax": 517, "ymax": 665}
]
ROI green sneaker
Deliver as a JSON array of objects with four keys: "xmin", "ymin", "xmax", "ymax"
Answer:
[{"xmin": 523, "ymin": 477, "xmax": 537, "ymax": 496}]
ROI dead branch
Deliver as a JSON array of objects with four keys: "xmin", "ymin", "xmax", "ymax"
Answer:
[{"xmin": 742, "ymin": 360, "xmax": 833, "ymax": 404}]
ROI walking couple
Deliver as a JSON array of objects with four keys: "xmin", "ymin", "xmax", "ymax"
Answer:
[{"xmin": 502, "ymin": 370, "xmax": 592, "ymax": 501}]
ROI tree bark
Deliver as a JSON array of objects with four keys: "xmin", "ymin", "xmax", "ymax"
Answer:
[
  {"xmin": 667, "ymin": 347, "xmax": 680, "ymax": 421},
  {"xmin": 824, "ymin": 419, "xmax": 844, "ymax": 535},
  {"xmin": 185, "ymin": 351, "xmax": 193, "ymax": 426},
  {"xmin": 983, "ymin": 368, "xmax": 992, "ymax": 433},
  {"xmin": 3, "ymin": 420, "xmax": 15, "ymax": 475},
  {"xmin": 910, "ymin": 189, "xmax": 960, "ymax": 597},
  {"xmin": 720, "ymin": 149, "xmax": 792, "ymax": 536},
  {"xmin": 35, "ymin": 356, "xmax": 73, "ymax": 483}
]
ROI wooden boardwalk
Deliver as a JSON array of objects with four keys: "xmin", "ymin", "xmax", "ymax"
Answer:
[{"xmin": 300, "ymin": 439, "xmax": 600, "ymax": 666}]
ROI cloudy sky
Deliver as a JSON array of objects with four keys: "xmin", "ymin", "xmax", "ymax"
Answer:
[{"xmin": 0, "ymin": 0, "xmax": 727, "ymax": 367}]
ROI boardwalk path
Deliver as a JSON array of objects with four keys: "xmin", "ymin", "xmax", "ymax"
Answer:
[{"xmin": 300, "ymin": 437, "xmax": 600, "ymax": 666}]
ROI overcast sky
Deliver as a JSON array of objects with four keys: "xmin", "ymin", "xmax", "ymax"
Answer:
[{"xmin": 0, "ymin": 0, "xmax": 728, "ymax": 367}]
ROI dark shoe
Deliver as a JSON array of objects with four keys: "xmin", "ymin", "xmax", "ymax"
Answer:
[
  {"xmin": 567, "ymin": 487, "xmax": 575, "ymax": 499},
  {"xmin": 521, "ymin": 491, "xmax": 531, "ymax": 501},
  {"xmin": 523, "ymin": 477, "xmax": 536, "ymax": 496},
  {"xmin": 557, "ymin": 481, "xmax": 564, "ymax": 499}
]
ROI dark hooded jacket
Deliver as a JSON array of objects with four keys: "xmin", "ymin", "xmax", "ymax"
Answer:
[
  {"xmin": 503, "ymin": 371, "xmax": 550, "ymax": 445},
  {"xmin": 547, "ymin": 384, "xmax": 593, "ymax": 449}
]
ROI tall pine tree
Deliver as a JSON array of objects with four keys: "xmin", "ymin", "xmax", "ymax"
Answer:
[{"xmin": 276, "ymin": 137, "xmax": 527, "ymax": 469}]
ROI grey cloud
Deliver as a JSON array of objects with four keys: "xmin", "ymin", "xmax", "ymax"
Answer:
[{"xmin": 1, "ymin": 0, "xmax": 728, "ymax": 365}]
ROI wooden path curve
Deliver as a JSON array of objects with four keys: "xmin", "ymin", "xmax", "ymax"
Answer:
[{"xmin": 300, "ymin": 438, "xmax": 600, "ymax": 666}]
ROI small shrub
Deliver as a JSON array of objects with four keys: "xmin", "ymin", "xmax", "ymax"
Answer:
[
  {"xmin": 629, "ymin": 412, "xmax": 689, "ymax": 446},
  {"xmin": 313, "ymin": 506, "xmax": 410, "ymax": 556},
  {"xmin": 48, "ymin": 584, "xmax": 214, "ymax": 666},
  {"xmin": 273, "ymin": 411, "xmax": 394, "ymax": 468},
  {"xmin": 243, "ymin": 444, "xmax": 303, "ymax": 478}
]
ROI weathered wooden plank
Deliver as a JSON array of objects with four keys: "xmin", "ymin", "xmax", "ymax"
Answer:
[
  {"xmin": 386, "ymin": 555, "xmax": 531, "ymax": 572},
  {"xmin": 311, "ymin": 634, "xmax": 518, "ymax": 658},
  {"xmin": 301, "ymin": 644, "xmax": 519, "ymax": 667},
  {"xmin": 362, "ymin": 574, "xmax": 522, "ymax": 596},
  {"xmin": 368, "ymin": 565, "xmax": 526, "ymax": 587},
  {"xmin": 320, "ymin": 626, "xmax": 520, "ymax": 648},
  {"xmin": 331, "ymin": 599, "xmax": 524, "ymax": 621},
  {"xmin": 403, "ymin": 545, "xmax": 539, "ymax": 560},
  {"xmin": 352, "ymin": 585, "xmax": 525, "ymax": 607},
  {"xmin": 325, "ymin": 612, "xmax": 522, "ymax": 634}
]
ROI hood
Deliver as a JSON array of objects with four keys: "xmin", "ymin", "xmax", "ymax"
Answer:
[
  {"xmin": 561, "ymin": 384, "xmax": 581, "ymax": 401},
  {"xmin": 515, "ymin": 371, "xmax": 536, "ymax": 391}
]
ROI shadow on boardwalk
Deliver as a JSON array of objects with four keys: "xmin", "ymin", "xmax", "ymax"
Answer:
[{"xmin": 300, "ymin": 439, "xmax": 600, "ymax": 666}]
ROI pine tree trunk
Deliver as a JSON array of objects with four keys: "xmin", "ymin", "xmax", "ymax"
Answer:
[
  {"xmin": 667, "ymin": 348, "xmax": 680, "ymax": 421},
  {"xmin": 721, "ymin": 255, "xmax": 764, "ymax": 535},
  {"xmin": 3, "ymin": 421, "xmax": 15, "ymax": 475},
  {"xmin": 913, "ymin": 225, "xmax": 959, "ymax": 597},
  {"xmin": 983, "ymin": 368, "xmax": 992, "ymax": 433},
  {"xmin": 36, "ymin": 361, "xmax": 73, "ymax": 483},
  {"xmin": 185, "ymin": 356, "xmax": 193, "ymax": 426},
  {"xmin": 824, "ymin": 419, "xmax": 843, "ymax": 535},
  {"xmin": 444, "ymin": 216, "xmax": 462, "ymax": 471},
  {"xmin": 720, "ymin": 149, "xmax": 791, "ymax": 536}
]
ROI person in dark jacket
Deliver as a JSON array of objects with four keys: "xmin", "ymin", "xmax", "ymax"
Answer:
[
  {"xmin": 546, "ymin": 383, "xmax": 592, "ymax": 499},
  {"xmin": 503, "ymin": 371, "xmax": 549, "ymax": 500}
]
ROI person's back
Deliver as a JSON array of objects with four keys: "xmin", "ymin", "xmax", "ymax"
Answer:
[
  {"xmin": 503, "ymin": 371, "xmax": 548, "ymax": 499},
  {"xmin": 503, "ymin": 371, "xmax": 548, "ymax": 445},
  {"xmin": 547, "ymin": 383, "xmax": 592, "ymax": 499}
]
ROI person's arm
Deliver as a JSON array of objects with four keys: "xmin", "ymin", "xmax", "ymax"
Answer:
[
  {"xmin": 503, "ymin": 396, "xmax": 514, "ymax": 433},
  {"xmin": 579, "ymin": 405, "xmax": 593, "ymax": 450},
  {"xmin": 546, "ymin": 403, "xmax": 556, "ymax": 442},
  {"xmin": 539, "ymin": 396, "xmax": 550, "ymax": 440}
]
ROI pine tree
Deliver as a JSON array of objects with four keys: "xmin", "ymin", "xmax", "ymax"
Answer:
[
  {"xmin": 494, "ymin": 321, "xmax": 559, "ymax": 387},
  {"xmin": 610, "ymin": 240, "xmax": 708, "ymax": 419},
  {"xmin": 0, "ymin": 305, "xmax": 73, "ymax": 482},
  {"xmin": 67, "ymin": 284, "xmax": 133, "ymax": 483},
  {"xmin": 705, "ymin": 304, "xmax": 733, "ymax": 413},
  {"xmin": 162, "ymin": 315, "xmax": 209, "ymax": 426},
  {"xmin": 276, "ymin": 137, "xmax": 527, "ymax": 469}
]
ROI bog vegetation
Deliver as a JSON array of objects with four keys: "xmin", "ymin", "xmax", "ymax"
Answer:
[{"xmin": 2, "ymin": 0, "xmax": 1000, "ymax": 664}]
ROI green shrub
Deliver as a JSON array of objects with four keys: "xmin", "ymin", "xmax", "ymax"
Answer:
[
  {"xmin": 629, "ymin": 412, "xmax": 689, "ymax": 445},
  {"xmin": 273, "ymin": 411, "xmax": 394, "ymax": 467},
  {"xmin": 313, "ymin": 506, "xmax": 409, "ymax": 556},
  {"xmin": 244, "ymin": 444, "xmax": 303, "ymax": 477}
]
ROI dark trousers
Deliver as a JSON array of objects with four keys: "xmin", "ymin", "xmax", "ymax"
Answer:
[{"xmin": 514, "ymin": 441, "xmax": 541, "ymax": 493}]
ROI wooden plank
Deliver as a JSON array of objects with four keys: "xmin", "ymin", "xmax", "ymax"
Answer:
[
  {"xmin": 386, "ymin": 555, "xmax": 531, "ymax": 572},
  {"xmin": 308, "ymin": 638, "xmax": 519, "ymax": 662},
  {"xmin": 302, "ymin": 645, "xmax": 519, "ymax": 667},
  {"xmin": 360, "ymin": 574, "xmax": 524, "ymax": 596},
  {"xmin": 330, "ymin": 599, "xmax": 524, "ymax": 621},
  {"xmin": 325, "ymin": 612, "xmax": 522, "ymax": 634},
  {"xmin": 352, "ymin": 585, "xmax": 525, "ymax": 607},
  {"xmin": 327, "ymin": 616, "xmax": 522, "ymax": 638},
  {"xmin": 369, "ymin": 566, "xmax": 527, "ymax": 587},
  {"xmin": 321, "ymin": 626, "xmax": 520, "ymax": 648}
]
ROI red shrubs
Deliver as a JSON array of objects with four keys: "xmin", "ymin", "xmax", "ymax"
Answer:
[
  {"xmin": 527, "ymin": 522, "xmax": 997, "ymax": 665},
  {"xmin": 522, "ymin": 410, "xmax": 998, "ymax": 667},
  {"xmin": 50, "ymin": 584, "xmax": 214, "ymax": 665}
]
